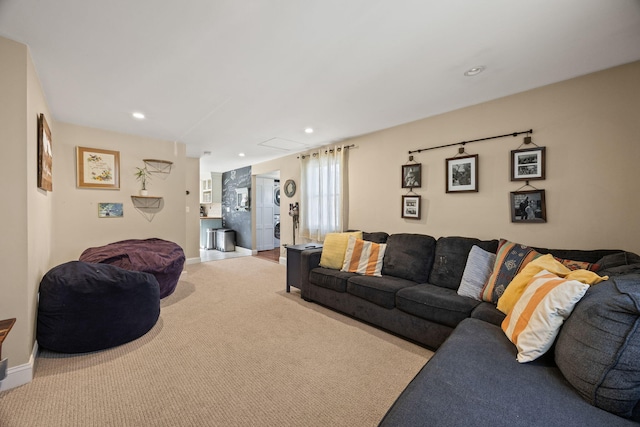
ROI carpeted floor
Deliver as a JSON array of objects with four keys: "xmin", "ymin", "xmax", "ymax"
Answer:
[{"xmin": 0, "ymin": 257, "xmax": 432, "ymax": 426}]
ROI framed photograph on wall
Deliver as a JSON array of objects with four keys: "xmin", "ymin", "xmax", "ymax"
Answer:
[
  {"xmin": 511, "ymin": 147, "xmax": 545, "ymax": 181},
  {"xmin": 76, "ymin": 146, "xmax": 120, "ymax": 189},
  {"xmin": 446, "ymin": 154, "xmax": 478, "ymax": 193},
  {"xmin": 402, "ymin": 195, "xmax": 421, "ymax": 219},
  {"xmin": 37, "ymin": 113, "xmax": 53, "ymax": 191},
  {"xmin": 510, "ymin": 189, "xmax": 546, "ymax": 222},
  {"xmin": 98, "ymin": 203, "xmax": 123, "ymax": 218},
  {"xmin": 402, "ymin": 164, "xmax": 422, "ymax": 188}
]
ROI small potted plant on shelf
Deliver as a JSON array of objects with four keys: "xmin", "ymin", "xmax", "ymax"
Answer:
[{"xmin": 134, "ymin": 166, "xmax": 152, "ymax": 196}]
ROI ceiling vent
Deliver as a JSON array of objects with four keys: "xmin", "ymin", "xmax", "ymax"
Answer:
[{"xmin": 258, "ymin": 138, "xmax": 308, "ymax": 151}]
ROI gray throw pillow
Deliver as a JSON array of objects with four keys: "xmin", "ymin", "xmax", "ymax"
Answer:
[
  {"xmin": 457, "ymin": 245, "xmax": 496, "ymax": 301},
  {"xmin": 555, "ymin": 274, "xmax": 640, "ymax": 421}
]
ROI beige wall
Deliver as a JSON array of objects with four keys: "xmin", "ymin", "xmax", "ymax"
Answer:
[
  {"xmin": 346, "ymin": 61, "xmax": 640, "ymax": 253},
  {"xmin": 0, "ymin": 36, "xmax": 53, "ymax": 369},
  {"xmin": 51, "ymin": 123, "xmax": 189, "ymax": 266},
  {"xmin": 185, "ymin": 157, "xmax": 201, "ymax": 260},
  {"xmin": 253, "ymin": 61, "xmax": 640, "ymax": 255}
]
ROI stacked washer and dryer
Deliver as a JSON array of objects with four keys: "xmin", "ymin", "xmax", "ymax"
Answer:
[{"xmin": 274, "ymin": 181, "xmax": 280, "ymax": 247}]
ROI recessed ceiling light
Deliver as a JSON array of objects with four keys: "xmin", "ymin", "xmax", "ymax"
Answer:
[
  {"xmin": 304, "ymin": 127, "xmax": 314, "ymax": 134},
  {"xmin": 238, "ymin": 153, "xmax": 245, "ymax": 157},
  {"xmin": 464, "ymin": 66, "xmax": 486, "ymax": 77},
  {"xmin": 132, "ymin": 112, "xmax": 145, "ymax": 119}
]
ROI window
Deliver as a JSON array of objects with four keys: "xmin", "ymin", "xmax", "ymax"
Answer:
[{"xmin": 299, "ymin": 146, "xmax": 347, "ymax": 242}]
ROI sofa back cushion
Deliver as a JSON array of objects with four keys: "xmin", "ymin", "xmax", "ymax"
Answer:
[
  {"xmin": 555, "ymin": 274, "xmax": 640, "ymax": 421},
  {"xmin": 430, "ymin": 237, "xmax": 499, "ymax": 290},
  {"xmin": 362, "ymin": 231, "xmax": 390, "ymax": 244},
  {"xmin": 533, "ymin": 247, "xmax": 622, "ymax": 264},
  {"xmin": 382, "ymin": 233, "xmax": 436, "ymax": 283}
]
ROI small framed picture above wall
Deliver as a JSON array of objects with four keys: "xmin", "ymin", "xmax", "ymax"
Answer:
[
  {"xmin": 511, "ymin": 147, "xmax": 545, "ymax": 181},
  {"xmin": 402, "ymin": 164, "xmax": 422, "ymax": 189},
  {"xmin": 401, "ymin": 195, "xmax": 421, "ymax": 220},
  {"xmin": 446, "ymin": 154, "xmax": 478, "ymax": 193},
  {"xmin": 510, "ymin": 189, "xmax": 546, "ymax": 222},
  {"xmin": 98, "ymin": 203, "xmax": 123, "ymax": 218}
]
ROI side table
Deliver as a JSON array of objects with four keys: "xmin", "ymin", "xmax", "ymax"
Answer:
[
  {"xmin": 286, "ymin": 243, "xmax": 323, "ymax": 293},
  {"xmin": 0, "ymin": 318, "xmax": 16, "ymax": 381}
]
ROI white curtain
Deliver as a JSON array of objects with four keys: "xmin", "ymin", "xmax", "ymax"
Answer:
[{"xmin": 300, "ymin": 145, "xmax": 347, "ymax": 242}]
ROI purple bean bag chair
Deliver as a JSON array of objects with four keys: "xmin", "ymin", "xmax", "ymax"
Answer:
[
  {"xmin": 79, "ymin": 238, "xmax": 185, "ymax": 298},
  {"xmin": 37, "ymin": 261, "xmax": 160, "ymax": 353}
]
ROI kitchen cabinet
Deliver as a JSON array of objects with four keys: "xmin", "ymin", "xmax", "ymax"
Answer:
[{"xmin": 201, "ymin": 179, "xmax": 212, "ymax": 203}]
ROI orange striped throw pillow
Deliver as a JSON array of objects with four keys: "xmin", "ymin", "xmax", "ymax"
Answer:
[
  {"xmin": 502, "ymin": 270, "xmax": 590, "ymax": 363},
  {"xmin": 341, "ymin": 236, "xmax": 387, "ymax": 277}
]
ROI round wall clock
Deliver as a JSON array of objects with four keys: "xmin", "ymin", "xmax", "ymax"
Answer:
[{"xmin": 284, "ymin": 179, "xmax": 296, "ymax": 197}]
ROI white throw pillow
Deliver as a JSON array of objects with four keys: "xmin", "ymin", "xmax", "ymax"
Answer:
[
  {"xmin": 502, "ymin": 270, "xmax": 590, "ymax": 363},
  {"xmin": 457, "ymin": 245, "xmax": 496, "ymax": 301}
]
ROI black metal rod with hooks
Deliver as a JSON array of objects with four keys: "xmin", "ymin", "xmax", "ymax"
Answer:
[{"xmin": 408, "ymin": 129, "xmax": 532, "ymax": 155}]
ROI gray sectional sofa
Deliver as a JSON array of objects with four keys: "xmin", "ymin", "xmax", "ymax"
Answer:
[{"xmin": 298, "ymin": 232, "xmax": 640, "ymax": 425}]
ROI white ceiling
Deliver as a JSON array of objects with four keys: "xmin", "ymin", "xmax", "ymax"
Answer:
[{"xmin": 1, "ymin": 0, "xmax": 639, "ymax": 173}]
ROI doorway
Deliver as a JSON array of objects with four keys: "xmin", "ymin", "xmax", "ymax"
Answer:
[{"xmin": 255, "ymin": 170, "xmax": 280, "ymax": 252}]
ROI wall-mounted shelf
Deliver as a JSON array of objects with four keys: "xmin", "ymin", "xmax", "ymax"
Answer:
[
  {"xmin": 143, "ymin": 159, "xmax": 173, "ymax": 176},
  {"xmin": 131, "ymin": 196, "xmax": 163, "ymax": 221}
]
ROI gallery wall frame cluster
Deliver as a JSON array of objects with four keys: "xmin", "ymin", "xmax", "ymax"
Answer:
[
  {"xmin": 402, "ymin": 129, "xmax": 548, "ymax": 223},
  {"xmin": 35, "ymin": 113, "xmax": 173, "ymax": 222}
]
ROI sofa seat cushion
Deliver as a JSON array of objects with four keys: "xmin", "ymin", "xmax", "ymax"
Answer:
[
  {"xmin": 396, "ymin": 284, "xmax": 481, "ymax": 328},
  {"xmin": 429, "ymin": 236, "xmax": 499, "ymax": 290},
  {"xmin": 309, "ymin": 267, "xmax": 356, "ymax": 293},
  {"xmin": 382, "ymin": 233, "xmax": 436, "ymax": 283},
  {"xmin": 346, "ymin": 275, "xmax": 417, "ymax": 309},
  {"xmin": 379, "ymin": 318, "xmax": 637, "ymax": 427}
]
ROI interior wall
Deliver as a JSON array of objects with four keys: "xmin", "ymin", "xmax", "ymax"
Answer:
[
  {"xmin": 0, "ymin": 37, "xmax": 30, "ymax": 370},
  {"xmin": 221, "ymin": 166, "xmax": 252, "ymax": 249},
  {"xmin": 252, "ymin": 61, "xmax": 640, "ymax": 256},
  {"xmin": 346, "ymin": 61, "xmax": 640, "ymax": 254},
  {"xmin": 0, "ymin": 36, "xmax": 53, "ymax": 372},
  {"xmin": 185, "ymin": 157, "xmax": 201, "ymax": 260},
  {"xmin": 51, "ymin": 122, "xmax": 188, "ymax": 266}
]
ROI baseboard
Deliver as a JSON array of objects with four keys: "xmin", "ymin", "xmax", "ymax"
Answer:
[
  {"xmin": 185, "ymin": 257, "xmax": 201, "ymax": 265},
  {"xmin": 279, "ymin": 257, "xmax": 287, "ymax": 265},
  {"xmin": 0, "ymin": 341, "xmax": 38, "ymax": 392},
  {"xmin": 235, "ymin": 246, "xmax": 255, "ymax": 256}
]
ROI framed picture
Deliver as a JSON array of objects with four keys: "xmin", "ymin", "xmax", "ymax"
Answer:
[
  {"xmin": 510, "ymin": 189, "xmax": 546, "ymax": 222},
  {"xmin": 402, "ymin": 195, "xmax": 421, "ymax": 219},
  {"xmin": 446, "ymin": 154, "xmax": 478, "ymax": 193},
  {"xmin": 98, "ymin": 203, "xmax": 123, "ymax": 218},
  {"xmin": 511, "ymin": 147, "xmax": 545, "ymax": 181},
  {"xmin": 76, "ymin": 146, "xmax": 120, "ymax": 189},
  {"xmin": 37, "ymin": 113, "xmax": 53, "ymax": 191},
  {"xmin": 402, "ymin": 164, "xmax": 422, "ymax": 188}
]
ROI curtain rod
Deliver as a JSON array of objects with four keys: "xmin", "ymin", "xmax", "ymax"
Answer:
[
  {"xmin": 408, "ymin": 129, "xmax": 532, "ymax": 154},
  {"xmin": 298, "ymin": 144, "xmax": 356, "ymax": 159}
]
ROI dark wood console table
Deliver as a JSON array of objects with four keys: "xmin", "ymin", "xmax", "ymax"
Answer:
[{"xmin": 0, "ymin": 318, "xmax": 16, "ymax": 360}]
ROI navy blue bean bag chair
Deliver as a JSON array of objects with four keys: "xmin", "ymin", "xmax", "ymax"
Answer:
[
  {"xmin": 79, "ymin": 238, "xmax": 185, "ymax": 298},
  {"xmin": 37, "ymin": 261, "xmax": 160, "ymax": 353}
]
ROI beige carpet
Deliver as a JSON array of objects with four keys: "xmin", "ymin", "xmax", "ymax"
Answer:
[{"xmin": 0, "ymin": 257, "xmax": 432, "ymax": 426}]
